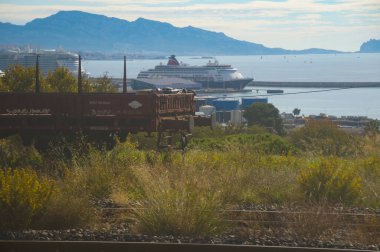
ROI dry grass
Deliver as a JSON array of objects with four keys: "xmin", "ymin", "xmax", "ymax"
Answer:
[
  {"xmin": 0, "ymin": 130, "xmax": 379, "ymax": 242},
  {"xmin": 128, "ymin": 163, "xmax": 226, "ymax": 236}
]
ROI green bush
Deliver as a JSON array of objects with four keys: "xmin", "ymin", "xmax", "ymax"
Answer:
[
  {"xmin": 227, "ymin": 134, "xmax": 298, "ymax": 155},
  {"xmin": 85, "ymin": 164, "xmax": 113, "ymax": 201},
  {"xmin": 0, "ymin": 168, "xmax": 55, "ymax": 230},
  {"xmin": 0, "ymin": 136, "xmax": 42, "ymax": 169},
  {"xmin": 43, "ymin": 133, "xmax": 90, "ymax": 176},
  {"xmin": 357, "ymin": 155, "xmax": 380, "ymax": 207},
  {"xmin": 107, "ymin": 138, "xmax": 145, "ymax": 167},
  {"xmin": 298, "ymin": 158, "xmax": 362, "ymax": 204},
  {"xmin": 290, "ymin": 119, "xmax": 363, "ymax": 156},
  {"xmin": 190, "ymin": 133, "xmax": 297, "ymax": 155},
  {"xmin": 239, "ymin": 155, "xmax": 302, "ymax": 204}
]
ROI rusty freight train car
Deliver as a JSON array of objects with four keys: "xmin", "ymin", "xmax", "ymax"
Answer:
[{"xmin": 0, "ymin": 90, "xmax": 196, "ymax": 146}]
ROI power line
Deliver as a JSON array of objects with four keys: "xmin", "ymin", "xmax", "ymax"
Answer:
[{"xmin": 249, "ymin": 86, "xmax": 352, "ymax": 97}]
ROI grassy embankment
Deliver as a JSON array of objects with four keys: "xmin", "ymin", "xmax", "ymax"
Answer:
[{"xmin": 0, "ymin": 120, "xmax": 379, "ymax": 244}]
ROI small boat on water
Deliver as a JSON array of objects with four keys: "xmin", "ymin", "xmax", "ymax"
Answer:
[{"xmin": 267, "ymin": 89, "xmax": 284, "ymax": 94}]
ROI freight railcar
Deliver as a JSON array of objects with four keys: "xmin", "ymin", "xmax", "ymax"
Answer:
[{"xmin": 0, "ymin": 89, "xmax": 198, "ymax": 148}]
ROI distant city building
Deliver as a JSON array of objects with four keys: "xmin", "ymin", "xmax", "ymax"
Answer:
[{"xmin": 0, "ymin": 49, "xmax": 79, "ymax": 76}]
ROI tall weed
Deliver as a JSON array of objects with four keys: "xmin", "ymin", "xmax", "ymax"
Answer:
[
  {"xmin": 130, "ymin": 164, "xmax": 225, "ymax": 236},
  {"xmin": 357, "ymin": 155, "xmax": 380, "ymax": 207}
]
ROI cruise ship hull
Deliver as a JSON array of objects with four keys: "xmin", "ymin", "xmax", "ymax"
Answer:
[
  {"xmin": 136, "ymin": 55, "xmax": 253, "ymax": 91},
  {"xmin": 0, "ymin": 50, "xmax": 79, "ymax": 76},
  {"xmin": 198, "ymin": 78, "xmax": 253, "ymax": 90}
]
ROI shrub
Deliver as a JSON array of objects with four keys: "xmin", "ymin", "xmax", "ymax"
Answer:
[
  {"xmin": 190, "ymin": 133, "xmax": 297, "ymax": 155},
  {"xmin": 192, "ymin": 126, "xmax": 229, "ymax": 139},
  {"xmin": 298, "ymin": 158, "xmax": 362, "ymax": 204},
  {"xmin": 34, "ymin": 167, "xmax": 97, "ymax": 229},
  {"xmin": 0, "ymin": 136, "xmax": 43, "ymax": 169},
  {"xmin": 43, "ymin": 133, "xmax": 90, "ymax": 176},
  {"xmin": 85, "ymin": 163, "xmax": 114, "ymax": 201},
  {"xmin": 35, "ymin": 188, "xmax": 95, "ymax": 229},
  {"xmin": 0, "ymin": 168, "xmax": 55, "ymax": 230},
  {"xmin": 226, "ymin": 134, "xmax": 298, "ymax": 155},
  {"xmin": 107, "ymin": 138, "xmax": 145, "ymax": 168},
  {"xmin": 59, "ymin": 151, "xmax": 113, "ymax": 202},
  {"xmin": 130, "ymin": 165, "xmax": 224, "ymax": 236},
  {"xmin": 290, "ymin": 119, "xmax": 363, "ymax": 156},
  {"xmin": 357, "ymin": 155, "xmax": 380, "ymax": 207},
  {"xmin": 239, "ymin": 155, "xmax": 302, "ymax": 204}
]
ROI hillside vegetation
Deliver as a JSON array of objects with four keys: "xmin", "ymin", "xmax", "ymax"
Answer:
[
  {"xmin": 0, "ymin": 66, "xmax": 379, "ymax": 244},
  {"xmin": 0, "ymin": 121, "xmax": 379, "ymax": 240}
]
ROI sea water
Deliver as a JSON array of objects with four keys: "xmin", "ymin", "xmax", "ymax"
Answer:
[{"xmin": 83, "ymin": 53, "xmax": 380, "ymax": 119}]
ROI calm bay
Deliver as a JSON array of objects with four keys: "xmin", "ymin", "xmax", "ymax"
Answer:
[{"xmin": 84, "ymin": 53, "xmax": 380, "ymax": 119}]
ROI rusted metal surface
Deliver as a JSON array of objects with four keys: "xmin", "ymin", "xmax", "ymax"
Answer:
[
  {"xmin": 193, "ymin": 114, "xmax": 215, "ymax": 128},
  {"xmin": 0, "ymin": 90, "xmax": 196, "ymax": 138},
  {"xmin": 0, "ymin": 241, "xmax": 373, "ymax": 252}
]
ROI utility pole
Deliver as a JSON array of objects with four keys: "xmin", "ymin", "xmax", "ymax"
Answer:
[
  {"xmin": 35, "ymin": 54, "xmax": 40, "ymax": 93},
  {"xmin": 123, "ymin": 55, "xmax": 127, "ymax": 93},
  {"xmin": 78, "ymin": 55, "xmax": 82, "ymax": 93}
]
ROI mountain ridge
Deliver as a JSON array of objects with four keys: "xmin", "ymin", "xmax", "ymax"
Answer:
[
  {"xmin": 0, "ymin": 10, "xmax": 343, "ymax": 55},
  {"xmin": 360, "ymin": 39, "xmax": 380, "ymax": 53}
]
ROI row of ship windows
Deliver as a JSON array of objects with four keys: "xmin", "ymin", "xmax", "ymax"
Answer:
[
  {"xmin": 140, "ymin": 74, "xmax": 222, "ymax": 78},
  {"xmin": 147, "ymin": 69, "xmax": 235, "ymax": 73}
]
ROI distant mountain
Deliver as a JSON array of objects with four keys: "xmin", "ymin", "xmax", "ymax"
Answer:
[
  {"xmin": 360, "ymin": 39, "xmax": 380, "ymax": 53},
  {"xmin": 0, "ymin": 11, "xmax": 341, "ymax": 55}
]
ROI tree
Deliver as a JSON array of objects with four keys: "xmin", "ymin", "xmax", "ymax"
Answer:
[
  {"xmin": 2, "ymin": 65, "xmax": 45, "ymax": 92},
  {"xmin": 82, "ymin": 75, "xmax": 95, "ymax": 93},
  {"xmin": 0, "ymin": 75, "xmax": 4, "ymax": 91},
  {"xmin": 366, "ymin": 120, "xmax": 379, "ymax": 135},
  {"xmin": 365, "ymin": 120, "xmax": 379, "ymax": 145},
  {"xmin": 243, "ymin": 103, "xmax": 284, "ymax": 134},
  {"xmin": 46, "ymin": 67, "xmax": 77, "ymax": 93},
  {"xmin": 93, "ymin": 74, "xmax": 117, "ymax": 93},
  {"xmin": 293, "ymin": 108, "xmax": 301, "ymax": 116}
]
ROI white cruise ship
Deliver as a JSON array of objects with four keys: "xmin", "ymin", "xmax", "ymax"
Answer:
[
  {"xmin": 137, "ymin": 55, "xmax": 253, "ymax": 90},
  {"xmin": 0, "ymin": 49, "xmax": 79, "ymax": 76}
]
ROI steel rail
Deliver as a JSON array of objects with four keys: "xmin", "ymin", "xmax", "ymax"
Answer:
[
  {"xmin": 101, "ymin": 208, "xmax": 380, "ymax": 223},
  {"xmin": 100, "ymin": 210, "xmax": 380, "ymax": 229},
  {"xmin": 0, "ymin": 241, "xmax": 374, "ymax": 252},
  {"xmin": 101, "ymin": 207, "xmax": 380, "ymax": 217}
]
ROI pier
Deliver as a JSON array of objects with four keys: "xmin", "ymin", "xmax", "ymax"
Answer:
[{"xmin": 249, "ymin": 81, "xmax": 380, "ymax": 88}]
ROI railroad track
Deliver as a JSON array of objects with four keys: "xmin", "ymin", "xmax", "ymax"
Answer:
[
  {"xmin": 0, "ymin": 241, "xmax": 375, "ymax": 252},
  {"xmin": 100, "ymin": 207, "xmax": 380, "ymax": 227}
]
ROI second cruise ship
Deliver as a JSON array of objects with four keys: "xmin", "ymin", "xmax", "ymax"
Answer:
[
  {"xmin": 0, "ymin": 49, "xmax": 79, "ymax": 76},
  {"xmin": 137, "ymin": 55, "xmax": 253, "ymax": 90}
]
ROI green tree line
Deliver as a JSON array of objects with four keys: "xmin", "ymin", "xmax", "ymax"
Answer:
[{"xmin": 0, "ymin": 65, "xmax": 117, "ymax": 93}]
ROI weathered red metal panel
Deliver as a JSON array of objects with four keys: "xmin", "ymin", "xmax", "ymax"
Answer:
[
  {"xmin": 0, "ymin": 93, "xmax": 57, "ymax": 115},
  {"xmin": 0, "ymin": 91, "xmax": 197, "ymax": 136}
]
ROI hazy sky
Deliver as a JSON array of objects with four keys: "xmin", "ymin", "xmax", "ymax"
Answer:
[{"xmin": 0, "ymin": 0, "xmax": 379, "ymax": 51}]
